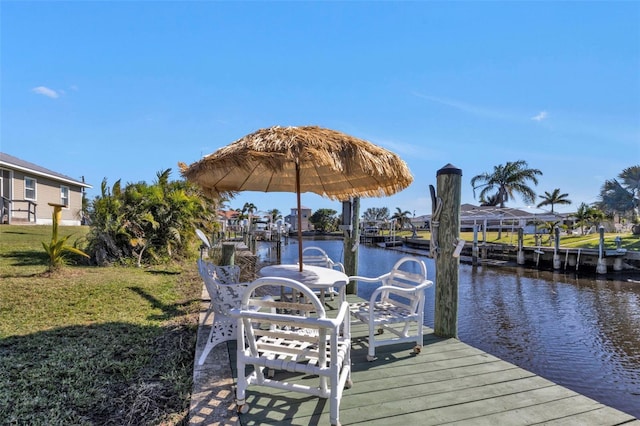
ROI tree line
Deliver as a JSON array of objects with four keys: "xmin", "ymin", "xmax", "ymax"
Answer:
[
  {"xmin": 359, "ymin": 161, "xmax": 639, "ymax": 235},
  {"xmin": 75, "ymin": 162, "xmax": 638, "ymax": 268}
]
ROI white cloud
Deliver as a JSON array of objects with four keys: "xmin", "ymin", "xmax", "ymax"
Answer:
[
  {"xmin": 31, "ymin": 86, "xmax": 60, "ymax": 98},
  {"xmin": 532, "ymin": 111, "xmax": 548, "ymax": 121},
  {"xmin": 412, "ymin": 92, "xmax": 511, "ymax": 120}
]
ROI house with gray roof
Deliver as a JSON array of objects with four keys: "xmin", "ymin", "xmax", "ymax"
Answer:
[{"xmin": 0, "ymin": 152, "xmax": 92, "ymax": 225}]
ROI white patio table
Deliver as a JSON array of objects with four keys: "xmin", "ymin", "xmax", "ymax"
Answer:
[{"xmin": 258, "ymin": 264, "xmax": 349, "ymax": 304}]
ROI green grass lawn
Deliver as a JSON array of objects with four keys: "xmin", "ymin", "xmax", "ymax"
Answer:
[{"xmin": 0, "ymin": 225, "xmax": 202, "ymax": 425}]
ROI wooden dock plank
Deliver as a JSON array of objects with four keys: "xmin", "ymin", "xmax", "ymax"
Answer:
[
  {"xmin": 346, "ymin": 363, "xmax": 532, "ymax": 396},
  {"xmin": 539, "ymin": 408, "xmax": 639, "ymax": 425},
  {"xmin": 309, "ymin": 376, "xmax": 561, "ymax": 425},
  {"xmin": 236, "ymin": 365, "xmax": 538, "ymax": 423},
  {"xmin": 229, "ymin": 295, "xmax": 637, "ymax": 425},
  {"xmin": 449, "ymin": 396, "xmax": 638, "ymax": 425}
]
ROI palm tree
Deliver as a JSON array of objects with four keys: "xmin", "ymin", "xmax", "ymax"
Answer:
[
  {"xmin": 620, "ymin": 165, "xmax": 640, "ymax": 196},
  {"xmin": 241, "ymin": 202, "xmax": 258, "ymax": 231},
  {"xmin": 539, "ymin": 220, "xmax": 562, "ymax": 245},
  {"xmin": 599, "ymin": 165, "xmax": 640, "ymax": 224},
  {"xmin": 479, "ymin": 193, "xmax": 500, "ymax": 206},
  {"xmin": 537, "ymin": 189, "xmax": 571, "ymax": 213},
  {"xmin": 572, "ymin": 203, "xmax": 590, "ymax": 235},
  {"xmin": 242, "ymin": 202, "xmax": 257, "ymax": 216},
  {"xmin": 471, "ymin": 160, "xmax": 542, "ymax": 208},
  {"xmin": 572, "ymin": 203, "xmax": 606, "ymax": 235},
  {"xmin": 268, "ymin": 208, "xmax": 282, "ymax": 223},
  {"xmin": 391, "ymin": 207, "xmax": 411, "ymax": 230}
]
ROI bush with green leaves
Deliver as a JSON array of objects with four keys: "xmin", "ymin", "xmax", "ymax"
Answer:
[{"xmin": 86, "ymin": 169, "xmax": 218, "ymax": 266}]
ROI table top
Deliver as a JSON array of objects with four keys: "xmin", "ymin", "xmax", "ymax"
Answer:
[{"xmin": 258, "ymin": 264, "xmax": 348, "ymax": 289}]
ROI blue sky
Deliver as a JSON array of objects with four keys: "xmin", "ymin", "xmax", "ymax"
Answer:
[{"xmin": 2, "ymin": 1, "xmax": 639, "ymax": 218}]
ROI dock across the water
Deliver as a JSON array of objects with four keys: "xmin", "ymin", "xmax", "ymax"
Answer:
[{"xmin": 403, "ymin": 237, "xmax": 640, "ymax": 275}]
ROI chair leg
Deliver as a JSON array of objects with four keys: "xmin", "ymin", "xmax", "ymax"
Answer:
[
  {"xmin": 330, "ymin": 364, "xmax": 341, "ymax": 426},
  {"xmin": 198, "ymin": 320, "xmax": 237, "ymax": 365},
  {"xmin": 367, "ymin": 321, "xmax": 377, "ymax": 361},
  {"xmin": 235, "ymin": 356, "xmax": 249, "ymax": 414},
  {"xmin": 330, "ymin": 389, "xmax": 341, "ymax": 426},
  {"xmin": 201, "ymin": 308, "xmax": 213, "ymax": 326}
]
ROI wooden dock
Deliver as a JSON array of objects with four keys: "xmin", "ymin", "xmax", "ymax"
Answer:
[
  {"xmin": 403, "ymin": 238, "xmax": 640, "ymax": 274},
  {"xmin": 189, "ymin": 294, "xmax": 638, "ymax": 425}
]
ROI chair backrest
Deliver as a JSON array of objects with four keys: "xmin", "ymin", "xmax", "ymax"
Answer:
[
  {"xmin": 213, "ymin": 264, "xmax": 241, "ymax": 284},
  {"xmin": 213, "ymin": 281, "xmax": 248, "ymax": 317},
  {"xmin": 198, "ymin": 259, "xmax": 248, "ymax": 317},
  {"xmin": 381, "ymin": 256, "xmax": 428, "ymax": 310},
  {"xmin": 197, "ymin": 259, "xmax": 244, "ymax": 316},
  {"xmin": 197, "ymin": 259, "xmax": 217, "ymax": 293},
  {"xmin": 198, "ymin": 259, "xmax": 240, "ymax": 283},
  {"xmin": 385, "ymin": 256, "xmax": 427, "ymax": 288},
  {"xmin": 240, "ymin": 277, "xmax": 327, "ymax": 317},
  {"xmin": 302, "ymin": 246, "xmax": 344, "ymax": 272},
  {"xmin": 302, "ymin": 246, "xmax": 332, "ymax": 267}
]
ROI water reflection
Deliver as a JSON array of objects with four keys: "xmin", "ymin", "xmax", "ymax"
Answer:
[{"xmin": 257, "ymin": 239, "xmax": 640, "ymax": 417}]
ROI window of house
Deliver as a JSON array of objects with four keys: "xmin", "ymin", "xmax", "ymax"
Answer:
[
  {"xmin": 61, "ymin": 186, "xmax": 69, "ymax": 207},
  {"xmin": 25, "ymin": 177, "xmax": 36, "ymax": 200},
  {"xmin": 1, "ymin": 169, "xmax": 10, "ymax": 199}
]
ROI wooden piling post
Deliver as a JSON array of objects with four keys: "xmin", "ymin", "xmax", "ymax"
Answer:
[
  {"xmin": 343, "ymin": 197, "xmax": 360, "ymax": 294},
  {"xmin": 472, "ymin": 225, "xmax": 479, "ymax": 266},
  {"xmin": 434, "ymin": 164, "xmax": 462, "ymax": 339},
  {"xmin": 597, "ymin": 226, "xmax": 607, "ymax": 274},
  {"xmin": 553, "ymin": 227, "xmax": 561, "ymax": 269},
  {"xmin": 517, "ymin": 228, "xmax": 525, "ymax": 265},
  {"xmin": 221, "ymin": 243, "xmax": 235, "ymax": 266}
]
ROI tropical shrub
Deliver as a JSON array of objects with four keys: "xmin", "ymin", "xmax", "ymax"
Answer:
[
  {"xmin": 86, "ymin": 169, "xmax": 218, "ymax": 266},
  {"xmin": 42, "ymin": 208, "xmax": 90, "ymax": 272}
]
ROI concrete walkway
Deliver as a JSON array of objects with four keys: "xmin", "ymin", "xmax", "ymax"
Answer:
[{"xmin": 188, "ymin": 287, "xmax": 238, "ymax": 425}]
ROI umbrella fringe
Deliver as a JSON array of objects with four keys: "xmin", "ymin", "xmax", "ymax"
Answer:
[{"xmin": 180, "ymin": 125, "xmax": 413, "ymax": 202}]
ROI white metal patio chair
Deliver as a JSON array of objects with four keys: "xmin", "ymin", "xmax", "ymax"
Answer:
[
  {"xmin": 197, "ymin": 260, "xmax": 241, "ymax": 324},
  {"xmin": 348, "ymin": 256, "xmax": 433, "ymax": 361},
  {"xmin": 232, "ymin": 277, "xmax": 352, "ymax": 426},
  {"xmin": 302, "ymin": 246, "xmax": 345, "ymax": 301},
  {"xmin": 197, "ymin": 260, "xmax": 246, "ymax": 365}
]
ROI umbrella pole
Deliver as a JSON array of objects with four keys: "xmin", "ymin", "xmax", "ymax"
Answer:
[{"xmin": 296, "ymin": 163, "xmax": 303, "ymax": 272}]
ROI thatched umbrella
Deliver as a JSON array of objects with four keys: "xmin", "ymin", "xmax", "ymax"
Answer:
[{"xmin": 179, "ymin": 125, "xmax": 413, "ymax": 271}]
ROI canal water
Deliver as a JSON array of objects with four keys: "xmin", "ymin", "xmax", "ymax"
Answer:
[{"xmin": 257, "ymin": 238, "xmax": 640, "ymax": 418}]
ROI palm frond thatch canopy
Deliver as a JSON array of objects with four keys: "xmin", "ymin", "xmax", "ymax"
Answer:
[
  {"xmin": 179, "ymin": 125, "xmax": 413, "ymax": 201},
  {"xmin": 180, "ymin": 125, "xmax": 413, "ymax": 272}
]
